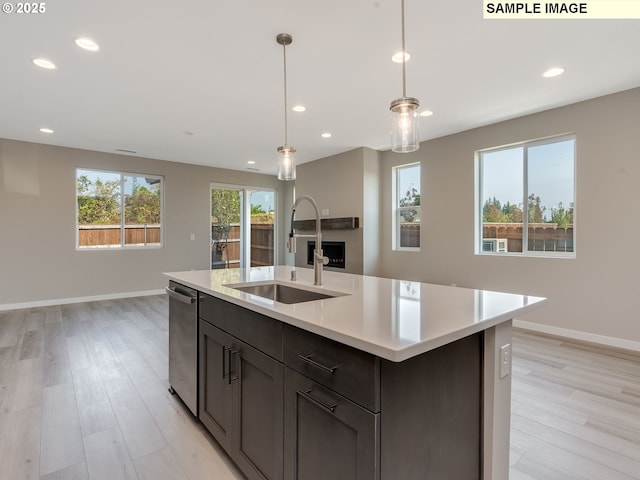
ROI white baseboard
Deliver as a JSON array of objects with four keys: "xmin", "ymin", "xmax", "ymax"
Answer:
[
  {"xmin": 0, "ymin": 289, "xmax": 166, "ymax": 312},
  {"xmin": 514, "ymin": 319, "xmax": 640, "ymax": 353}
]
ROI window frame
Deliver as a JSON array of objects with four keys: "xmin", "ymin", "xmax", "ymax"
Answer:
[
  {"xmin": 75, "ymin": 167, "xmax": 164, "ymax": 250},
  {"xmin": 475, "ymin": 134, "xmax": 576, "ymax": 258},
  {"xmin": 210, "ymin": 183, "xmax": 277, "ymax": 269},
  {"xmin": 392, "ymin": 162, "xmax": 421, "ymax": 252}
]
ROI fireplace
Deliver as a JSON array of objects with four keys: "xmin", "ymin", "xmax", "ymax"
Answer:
[{"xmin": 307, "ymin": 241, "xmax": 345, "ymax": 269}]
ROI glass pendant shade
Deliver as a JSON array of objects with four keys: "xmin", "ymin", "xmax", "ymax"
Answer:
[
  {"xmin": 275, "ymin": 33, "xmax": 296, "ymax": 181},
  {"xmin": 277, "ymin": 145, "xmax": 296, "ymax": 181},
  {"xmin": 389, "ymin": 0, "xmax": 420, "ymax": 154},
  {"xmin": 390, "ymin": 96, "xmax": 420, "ymax": 153}
]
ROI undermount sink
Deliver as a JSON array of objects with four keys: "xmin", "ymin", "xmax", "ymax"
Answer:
[{"xmin": 227, "ymin": 282, "xmax": 347, "ymax": 304}]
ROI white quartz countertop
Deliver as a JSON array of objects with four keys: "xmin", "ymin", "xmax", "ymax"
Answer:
[{"xmin": 164, "ymin": 266, "xmax": 546, "ymax": 362}]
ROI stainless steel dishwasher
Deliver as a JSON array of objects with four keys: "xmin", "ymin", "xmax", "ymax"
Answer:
[{"xmin": 166, "ymin": 281, "xmax": 198, "ymax": 416}]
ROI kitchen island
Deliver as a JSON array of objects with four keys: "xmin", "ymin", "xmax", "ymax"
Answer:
[{"xmin": 164, "ymin": 266, "xmax": 545, "ymax": 480}]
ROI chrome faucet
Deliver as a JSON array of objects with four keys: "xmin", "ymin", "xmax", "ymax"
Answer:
[{"xmin": 288, "ymin": 195, "xmax": 329, "ymax": 286}]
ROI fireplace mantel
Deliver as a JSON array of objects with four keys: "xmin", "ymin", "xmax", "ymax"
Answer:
[{"xmin": 292, "ymin": 217, "xmax": 359, "ymax": 231}]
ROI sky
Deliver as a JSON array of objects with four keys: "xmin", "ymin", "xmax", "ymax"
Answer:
[
  {"xmin": 251, "ymin": 190, "xmax": 275, "ymax": 213},
  {"xmin": 481, "ymin": 138, "xmax": 575, "ymax": 220},
  {"xmin": 397, "ymin": 163, "xmax": 420, "ymax": 203}
]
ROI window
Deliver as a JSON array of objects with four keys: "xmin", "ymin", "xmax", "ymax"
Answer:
[
  {"xmin": 477, "ymin": 135, "xmax": 575, "ymax": 256},
  {"xmin": 76, "ymin": 168, "xmax": 163, "ymax": 249},
  {"xmin": 393, "ymin": 162, "xmax": 421, "ymax": 250}
]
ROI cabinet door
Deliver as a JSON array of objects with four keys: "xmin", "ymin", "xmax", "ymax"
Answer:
[
  {"xmin": 198, "ymin": 319, "xmax": 234, "ymax": 453},
  {"xmin": 232, "ymin": 341, "xmax": 284, "ymax": 480},
  {"xmin": 284, "ymin": 368, "xmax": 379, "ymax": 480}
]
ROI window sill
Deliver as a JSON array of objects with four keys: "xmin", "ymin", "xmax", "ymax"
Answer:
[{"xmin": 475, "ymin": 251, "xmax": 575, "ymax": 259}]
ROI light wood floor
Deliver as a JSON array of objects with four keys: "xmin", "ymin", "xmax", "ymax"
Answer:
[
  {"xmin": 0, "ymin": 295, "xmax": 243, "ymax": 480},
  {"xmin": 0, "ymin": 296, "xmax": 638, "ymax": 480},
  {"xmin": 510, "ymin": 329, "xmax": 640, "ymax": 480}
]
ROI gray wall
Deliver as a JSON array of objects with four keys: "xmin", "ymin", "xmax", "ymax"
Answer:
[
  {"xmin": 362, "ymin": 147, "xmax": 381, "ymax": 277},
  {"xmin": 294, "ymin": 147, "xmax": 381, "ymax": 275},
  {"xmin": 0, "ymin": 139, "xmax": 290, "ymax": 307},
  {"xmin": 379, "ymin": 88, "xmax": 640, "ymax": 344}
]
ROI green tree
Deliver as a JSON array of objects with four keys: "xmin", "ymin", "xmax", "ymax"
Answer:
[
  {"xmin": 550, "ymin": 202, "xmax": 573, "ymax": 228},
  {"xmin": 250, "ymin": 204, "xmax": 267, "ymax": 215},
  {"xmin": 77, "ymin": 175, "xmax": 121, "ymax": 225},
  {"xmin": 527, "ymin": 194, "xmax": 545, "ymax": 223},
  {"xmin": 502, "ymin": 201, "xmax": 523, "ymax": 223},
  {"xmin": 484, "ymin": 197, "xmax": 508, "ymax": 222},
  {"xmin": 399, "ymin": 187, "xmax": 420, "ymax": 223},
  {"xmin": 211, "ymin": 189, "xmax": 241, "ymax": 225},
  {"xmin": 125, "ymin": 183, "xmax": 161, "ymax": 224},
  {"xmin": 400, "ymin": 187, "xmax": 420, "ymax": 207}
]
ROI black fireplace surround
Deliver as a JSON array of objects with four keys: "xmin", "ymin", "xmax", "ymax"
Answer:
[{"xmin": 306, "ymin": 241, "xmax": 345, "ymax": 269}]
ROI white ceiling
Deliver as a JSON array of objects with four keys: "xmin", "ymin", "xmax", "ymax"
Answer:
[{"xmin": 1, "ymin": 0, "xmax": 639, "ymax": 176}]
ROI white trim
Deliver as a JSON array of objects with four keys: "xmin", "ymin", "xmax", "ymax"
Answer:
[
  {"xmin": 392, "ymin": 162, "xmax": 421, "ymax": 251},
  {"xmin": 0, "ymin": 289, "xmax": 165, "ymax": 312},
  {"xmin": 514, "ymin": 319, "xmax": 640, "ymax": 353},
  {"xmin": 210, "ymin": 183, "xmax": 277, "ymax": 269},
  {"xmin": 482, "ymin": 321, "xmax": 512, "ymax": 480}
]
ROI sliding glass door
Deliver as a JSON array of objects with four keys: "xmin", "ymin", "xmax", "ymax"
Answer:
[
  {"xmin": 248, "ymin": 190, "xmax": 275, "ymax": 267},
  {"xmin": 211, "ymin": 185, "xmax": 275, "ymax": 269}
]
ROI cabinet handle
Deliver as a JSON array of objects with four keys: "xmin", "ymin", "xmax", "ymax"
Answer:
[
  {"xmin": 297, "ymin": 353, "xmax": 338, "ymax": 374},
  {"xmin": 298, "ymin": 389, "xmax": 338, "ymax": 413},
  {"xmin": 222, "ymin": 346, "xmax": 229, "ymax": 380},
  {"xmin": 228, "ymin": 349, "xmax": 238, "ymax": 384}
]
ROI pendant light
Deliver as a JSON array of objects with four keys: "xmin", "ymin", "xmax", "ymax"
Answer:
[
  {"xmin": 390, "ymin": 0, "xmax": 420, "ymax": 153},
  {"xmin": 276, "ymin": 33, "xmax": 296, "ymax": 181}
]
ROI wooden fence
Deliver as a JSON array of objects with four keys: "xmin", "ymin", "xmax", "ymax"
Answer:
[
  {"xmin": 400, "ymin": 224, "xmax": 420, "ymax": 247},
  {"xmin": 79, "ymin": 222, "xmax": 570, "ymax": 256},
  {"xmin": 78, "ymin": 225, "xmax": 161, "ymax": 247},
  {"xmin": 211, "ymin": 223, "xmax": 274, "ymax": 268},
  {"xmin": 483, "ymin": 223, "xmax": 574, "ymax": 252}
]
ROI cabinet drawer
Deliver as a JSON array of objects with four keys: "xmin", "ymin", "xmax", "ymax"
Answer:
[
  {"xmin": 284, "ymin": 325, "xmax": 380, "ymax": 412},
  {"xmin": 200, "ymin": 293, "xmax": 283, "ymax": 362}
]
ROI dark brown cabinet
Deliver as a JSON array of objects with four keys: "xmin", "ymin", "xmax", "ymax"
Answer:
[
  {"xmin": 199, "ymin": 320, "xmax": 234, "ymax": 453},
  {"xmin": 196, "ymin": 293, "xmax": 482, "ymax": 480},
  {"xmin": 199, "ymin": 307, "xmax": 284, "ymax": 480},
  {"xmin": 283, "ymin": 367, "xmax": 379, "ymax": 480}
]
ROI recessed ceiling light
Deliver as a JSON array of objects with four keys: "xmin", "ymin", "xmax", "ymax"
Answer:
[
  {"xmin": 292, "ymin": 105, "xmax": 306, "ymax": 112},
  {"xmin": 75, "ymin": 37, "xmax": 100, "ymax": 52},
  {"xmin": 321, "ymin": 132, "xmax": 332, "ymax": 138},
  {"xmin": 39, "ymin": 128, "xmax": 54, "ymax": 134},
  {"xmin": 391, "ymin": 51, "xmax": 410, "ymax": 63},
  {"xmin": 542, "ymin": 67, "xmax": 564, "ymax": 78},
  {"xmin": 419, "ymin": 110, "xmax": 434, "ymax": 117},
  {"xmin": 247, "ymin": 160, "xmax": 256, "ymax": 165},
  {"xmin": 32, "ymin": 58, "xmax": 56, "ymax": 69}
]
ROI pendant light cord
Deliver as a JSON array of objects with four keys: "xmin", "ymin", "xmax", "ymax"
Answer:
[
  {"xmin": 401, "ymin": 0, "xmax": 407, "ymax": 98},
  {"xmin": 282, "ymin": 42, "xmax": 289, "ymax": 146}
]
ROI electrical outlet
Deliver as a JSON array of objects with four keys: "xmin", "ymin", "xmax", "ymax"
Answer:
[{"xmin": 499, "ymin": 343, "xmax": 511, "ymax": 379}]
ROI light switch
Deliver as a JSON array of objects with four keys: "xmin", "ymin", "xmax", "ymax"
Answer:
[
  {"xmin": 190, "ymin": 233, "xmax": 195, "ymax": 241},
  {"xmin": 322, "ymin": 208, "xmax": 329, "ymax": 216},
  {"xmin": 499, "ymin": 343, "xmax": 511, "ymax": 379}
]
